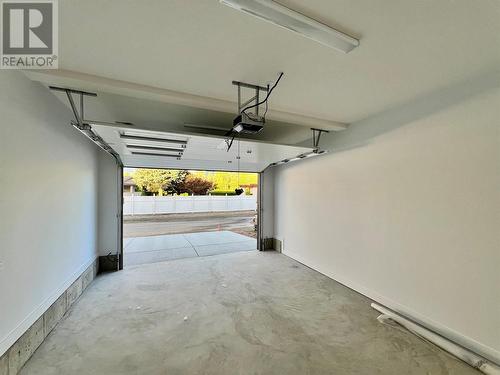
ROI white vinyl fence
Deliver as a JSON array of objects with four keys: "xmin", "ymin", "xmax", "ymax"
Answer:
[{"xmin": 123, "ymin": 194, "xmax": 257, "ymax": 215}]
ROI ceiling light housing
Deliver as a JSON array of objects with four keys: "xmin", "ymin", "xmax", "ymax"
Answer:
[{"xmin": 220, "ymin": 0, "xmax": 359, "ymax": 53}]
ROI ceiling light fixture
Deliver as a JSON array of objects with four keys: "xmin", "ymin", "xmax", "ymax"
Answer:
[{"xmin": 219, "ymin": 0, "xmax": 359, "ymax": 53}]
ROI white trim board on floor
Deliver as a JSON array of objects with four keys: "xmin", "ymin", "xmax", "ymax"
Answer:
[
  {"xmin": 282, "ymin": 249, "xmax": 500, "ymax": 366},
  {"xmin": 0, "ymin": 256, "xmax": 98, "ymax": 357}
]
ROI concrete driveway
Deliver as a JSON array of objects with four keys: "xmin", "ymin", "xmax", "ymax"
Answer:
[{"xmin": 124, "ymin": 230, "xmax": 257, "ymax": 266}]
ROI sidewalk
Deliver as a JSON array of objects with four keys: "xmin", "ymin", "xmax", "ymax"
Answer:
[{"xmin": 124, "ymin": 230, "xmax": 257, "ymax": 266}]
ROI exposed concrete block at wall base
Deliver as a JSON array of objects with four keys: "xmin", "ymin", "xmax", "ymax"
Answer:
[
  {"xmin": 93, "ymin": 260, "xmax": 99, "ymax": 279},
  {"xmin": 66, "ymin": 278, "xmax": 83, "ymax": 309},
  {"xmin": 98, "ymin": 255, "xmax": 119, "ymax": 272},
  {"xmin": 8, "ymin": 318, "xmax": 44, "ymax": 374},
  {"xmin": 273, "ymin": 238, "xmax": 283, "ymax": 253},
  {"xmin": 0, "ymin": 352, "xmax": 8, "ymax": 375},
  {"xmin": 43, "ymin": 293, "xmax": 67, "ymax": 335},
  {"xmin": 3, "ymin": 258, "xmax": 98, "ymax": 375},
  {"xmin": 261, "ymin": 238, "xmax": 282, "ymax": 252},
  {"xmin": 82, "ymin": 267, "xmax": 94, "ymax": 291}
]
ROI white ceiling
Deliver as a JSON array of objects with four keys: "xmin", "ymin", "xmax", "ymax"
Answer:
[
  {"xmin": 24, "ymin": 0, "xmax": 500, "ymax": 171},
  {"xmin": 53, "ymin": 0, "xmax": 499, "ymax": 124}
]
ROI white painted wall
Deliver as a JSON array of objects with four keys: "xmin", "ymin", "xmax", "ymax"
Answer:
[
  {"xmin": 260, "ymin": 167, "xmax": 275, "ymax": 240},
  {"xmin": 0, "ymin": 72, "xmax": 101, "ymax": 356},
  {"xmin": 274, "ymin": 84, "xmax": 500, "ymax": 362}
]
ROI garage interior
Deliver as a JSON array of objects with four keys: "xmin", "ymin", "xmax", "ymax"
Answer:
[{"xmin": 1, "ymin": 1, "xmax": 499, "ymax": 374}]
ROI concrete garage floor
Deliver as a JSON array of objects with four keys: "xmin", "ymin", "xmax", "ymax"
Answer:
[
  {"xmin": 124, "ymin": 230, "xmax": 257, "ymax": 266},
  {"xmin": 20, "ymin": 252, "xmax": 477, "ymax": 375}
]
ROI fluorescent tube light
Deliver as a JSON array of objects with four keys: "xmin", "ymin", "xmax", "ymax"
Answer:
[{"xmin": 219, "ymin": 0, "xmax": 359, "ymax": 53}]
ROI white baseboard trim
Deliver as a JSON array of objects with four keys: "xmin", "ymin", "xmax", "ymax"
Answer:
[
  {"xmin": 283, "ymin": 249, "xmax": 500, "ymax": 366},
  {"xmin": 0, "ymin": 255, "xmax": 98, "ymax": 357}
]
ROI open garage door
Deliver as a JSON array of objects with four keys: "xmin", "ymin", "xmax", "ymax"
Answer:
[
  {"xmin": 89, "ymin": 123, "xmax": 315, "ymax": 267},
  {"xmin": 90, "ymin": 125, "xmax": 314, "ymax": 172}
]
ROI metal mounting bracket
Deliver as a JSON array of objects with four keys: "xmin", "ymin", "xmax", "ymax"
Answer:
[
  {"xmin": 224, "ymin": 81, "xmax": 269, "ymax": 152},
  {"xmin": 49, "ymin": 86, "xmax": 123, "ymax": 166},
  {"xmin": 311, "ymin": 128, "xmax": 329, "ymax": 152},
  {"xmin": 232, "ymin": 80, "xmax": 269, "ymax": 116},
  {"xmin": 49, "ymin": 86, "xmax": 96, "ymax": 126}
]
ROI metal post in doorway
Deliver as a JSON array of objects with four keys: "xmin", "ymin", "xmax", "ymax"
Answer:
[
  {"xmin": 257, "ymin": 172, "xmax": 264, "ymax": 251},
  {"xmin": 118, "ymin": 164, "xmax": 124, "ymax": 270}
]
